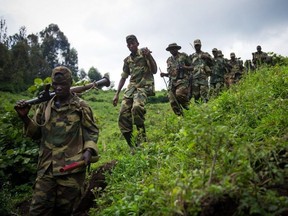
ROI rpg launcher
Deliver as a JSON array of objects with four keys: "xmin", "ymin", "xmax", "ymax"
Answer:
[
  {"xmin": 59, "ymin": 156, "xmax": 100, "ymax": 173},
  {"xmin": 25, "ymin": 76, "xmax": 111, "ymax": 105}
]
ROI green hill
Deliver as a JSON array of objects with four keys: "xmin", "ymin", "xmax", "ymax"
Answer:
[
  {"xmin": 90, "ymin": 65, "xmax": 288, "ymax": 215},
  {"xmin": 0, "ymin": 65, "xmax": 288, "ymax": 215}
]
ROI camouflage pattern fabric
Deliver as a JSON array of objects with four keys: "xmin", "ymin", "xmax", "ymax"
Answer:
[
  {"xmin": 190, "ymin": 51, "xmax": 213, "ymax": 102},
  {"xmin": 29, "ymin": 168, "xmax": 86, "ymax": 216},
  {"xmin": 118, "ymin": 90, "xmax": 147, "ymax": 133},
  {"xmin": 210, "ymin": 56, "xmax": 227, "ymax": 84},
  {"xmin": 119, "ymin": 48, "xmax": 154, "ymax": 133},
  {"xmin": 122, "ymin": 48, "xmax": 155, "ymax": 98},
  {"xmin": 210, "ymin": 55, "xmax": 230, "ymax": 96},
  {"xmin": 25, "ymin": 94, "xmax": 99, "ymax": 215},
  {"xmin": 227, "ymin": 58, "xmax": 244, "ymax": 85},
  {"xmin": 166, "ymin": 52, "xmax": 191, "ymax": 115},
  {"xmin": 252, "ymin": 51, "xmax": 268, "ymax": 68},
  {"xmin": 25, "ymin": 94, "xmax": 99, "ymax": 176}
]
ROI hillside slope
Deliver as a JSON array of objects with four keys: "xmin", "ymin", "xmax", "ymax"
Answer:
[{"xmin": 91, "ymin": 66, "xmax": 288, "ymax": 215}]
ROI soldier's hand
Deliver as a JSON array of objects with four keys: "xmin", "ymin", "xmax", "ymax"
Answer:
[
  {"xmin": 160, "ymin": 72, "xmax": 165, "ymax": 77},
  {"xmin": 142, "ymin": 47, "xmax": 152, "ymax": 57},
  {"xmin": 14, "ymin": 99, "xmax": 31, "ymax": 118},
  {"xmin": 113, "ymin": 94, "xmax": 119, "ymax": 107},
  {"xmin": 82, "ymin": 148, "xmax": 93, "ymax": 166}
]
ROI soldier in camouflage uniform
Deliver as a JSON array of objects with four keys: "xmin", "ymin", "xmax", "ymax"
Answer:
[
  {"xmin": 189, "ymin": 39, "xmax": 214, "ymax": 103},
  {"xmin": 244, "ymin": 59, "xmax": 255, "ymax": 72},
  {"xmin": 113, "ymin": 35, "xmax": 157, "ymax": 151},
  {"xmin": 212, "ymin": 48, "xmax": 218, "ymax": 59},
  {"xmin": 227, "ymin": 52, "xmax": 244, "ymax": 86},
  {"xmin": 210, "ymin": 50, "xmax": 229, "ymax": 97},
  {"xmin": 15, "ymin": 66, "xmax": 99, "ymax": 216},
  {"xmin": 252, "ymin": 45, "xmax": 268, "ymax": 68},
  {"xmin": 160, "ymin": 43, "xmax": 192, "ymax": 116}
]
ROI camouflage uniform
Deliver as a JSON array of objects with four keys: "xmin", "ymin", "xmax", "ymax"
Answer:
[
  {"xmin": 210, "ymin": 51, "xmax": 229, "ymax": 97},
  {"xmin": 252, "ymin": 45, "xmax": 268, "ymax": 68},
  {"xmin": 25, "ymin": 95, "xmax": 99, "ymax": 216},
  {"xmin": 119, "ymin": 48, "xmax": 155, "ymax": 134},
  {"xmin": 227, "ymin": 53, "xmax": 244, "ymax": 85},
  {"xmin": 166, "ymin": 52, "xmax": 191, "ymax": 115},
  {"xmin": 190, "ymin": 39, "xmax": 213, "ymax": 103}
]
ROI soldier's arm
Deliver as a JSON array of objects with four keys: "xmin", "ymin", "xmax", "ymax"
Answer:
[{"xmin": 142, "ymin": 47, "xmax": 157, "ymax": 74}]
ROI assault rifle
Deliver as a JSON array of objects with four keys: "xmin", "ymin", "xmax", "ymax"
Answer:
[
  {"xmin": 25, "ymin": 76, "xmax": 110, "ymax": 105},
  {"xmin": 59, "ymin": 156, "xmax": 100, "ymax": 173}
]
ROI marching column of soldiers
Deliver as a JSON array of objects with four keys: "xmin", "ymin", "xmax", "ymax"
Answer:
[{"xmin": 162, "ymin": 39, "xmax": 271, "ymax": 116}]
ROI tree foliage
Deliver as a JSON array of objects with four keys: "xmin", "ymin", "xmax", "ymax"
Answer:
[
  {"xmin": 0, "ymin": 20, "xmax": 79, "ymax": 92},
  {"xmin": 88, "ymin": 66, "xmax": 102, "ymax": 81}
]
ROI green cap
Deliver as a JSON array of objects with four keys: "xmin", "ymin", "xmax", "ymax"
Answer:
[
  {"xmin": 126, "ymin": 34, "xmax": 138, "ymax": 43},
  {"xmin": 52, "ymin": 66, "xmax": 72, "ymax": 82},
  {"xmin": 194, "ymin": 39, "xmax": 201, "ymax": 45}
]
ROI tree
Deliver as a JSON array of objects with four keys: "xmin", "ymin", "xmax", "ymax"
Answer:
[
  {"xmin": 66, "ymin": 48, "xmax": 78, "ymax": 81},
  {"xmin": 88, "ymin": 67, "xmax": 102, "ymax": 81},
  {"xmin": 39, "ymin": 24, "xmax": 78, "ymax": 79},
  {"xmin": 79, "ymin": 68, "xmax": 87, "ymax": 80},
  {"xmin": 27, "ymin": 33, "xmax": 50, "ymax": 79},
  {"xmin": 0, "ymin": 19, "xmax": 8, "ymax": 45}
]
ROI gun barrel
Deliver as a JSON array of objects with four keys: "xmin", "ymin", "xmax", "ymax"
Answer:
[
  {"xmin": 26, "ymin": 77, "xmax": 111, "ymax": 105},
  {"xmin": 25, "ymin": 92, "xmax": 55, "ymax": 105}
]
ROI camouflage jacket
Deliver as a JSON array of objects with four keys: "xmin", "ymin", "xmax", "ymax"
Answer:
[
  {"xmin": 228, "ymin": 59, "xmax": 244, "ymax": 76},
  {"xmin": 252, "ymin": 51, "xmax": 268, "ymax": 66},
  {"xmin": 210, "ymin": 57, "xmax": 228, "ymax": 84},
  {"xmin": 190, "ymin": 51, "xmax": 213, "ymax": 83},
  {"xmin": 166, "ymin": 52, "xmax": 192, "ymax": 87},
  {"xmin": 122, "ymin": 48, "xmax": 156, "ymax": 98},
  {"xmin": 25, "ymin": 94, "xmax": 99, "ymax": 176}
]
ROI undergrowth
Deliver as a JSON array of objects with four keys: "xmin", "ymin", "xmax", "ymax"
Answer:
[
  {"xmin": 0, "ymin": 65, "xmax": 287, "ymax": 215},
  {"xmin": 92, "ymin": 66, "xmax": 288, "ymax": 215}
]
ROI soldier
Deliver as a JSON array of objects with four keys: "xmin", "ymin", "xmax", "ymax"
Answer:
[
  {"xmin": 252, "ymin": 45, "xmax": 268, "ymax": 68},
  {"xmin": 210, "ymin": 50, "xmax": 229, "ymax": 97},
  {"xmin": 212, "ymin": 48, "xmax": 218, "ymax": 59},
  {"xmin": 227, "ymin": 52, "xmax": 244, "ymax": 86},
  {"xmin": 160, "ymin": 43, "xmax": 192, "ymax": 116},
  {"xmin": 14, "ymin": 66, "xmax": 99, "ymax": 216},
  {"xmin": 189, "ymin": 39, "xmax": 214, "ymax": 103},
  {"xmin": 244, "ymin": 59, "xmax": 255, "ymax": 73},
  {"xmin": 113, "ymin": 34, "xmax": 157, "ymax": 152}
]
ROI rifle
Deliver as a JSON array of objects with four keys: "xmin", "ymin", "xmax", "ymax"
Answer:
[
  {"xmin": 59, "ymin": 156, "xmax": 100, "ymax": 173},
  {"xmin": 25, "ymin": 76, "xmax": 110, "ymax": 105}
]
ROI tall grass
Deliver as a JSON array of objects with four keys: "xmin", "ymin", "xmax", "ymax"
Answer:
[
  {"xmin": 1, "ymin": 65, "xmax": 287, "ymax": 215},
  {"xmin": 90, "ymin": 66, "xmax": 288, "ymax": 215}
]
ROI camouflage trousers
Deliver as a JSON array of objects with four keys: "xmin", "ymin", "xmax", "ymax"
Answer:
[
  {"xmin": 209, "ymin": 81, "xmax": 225, "ymax": 98},
  {"xmin": 191, "ymin": 80, "xmax": 209, "ymax": 103},
  {"xmin": 118, "ymin": 90, "xmax": 147, "ymax": 134},
  {"xmin": 169, "ymin": 82, "xmax": 190, "ymax": 116},
  {"xmin": 29, "ymin": 168, "xmax": 86, "ymax": 216}
]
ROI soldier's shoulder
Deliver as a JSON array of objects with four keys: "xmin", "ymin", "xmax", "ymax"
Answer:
[
  {"xmin": 203, "ymin": 51, "xmax": 212, "ymax": 56},
  {"xmin": 180, "ymin": 52, "xmax": 189, "ymax": 57},
  {"xmin": 73, "ymin": 96, "xmax": 90, "ymax": 108},
  {"xmin": 189, "ymin": 53, "xmax": 197, "ymax": 58},
  {"xmin": 124, "ymin": 56, "xmax": 130, "ymax": 62}
]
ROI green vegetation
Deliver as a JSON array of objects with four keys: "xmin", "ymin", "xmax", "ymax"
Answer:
[{"xmin": 0, "ymin": 64, "xmax": 288, "ymax": 215}]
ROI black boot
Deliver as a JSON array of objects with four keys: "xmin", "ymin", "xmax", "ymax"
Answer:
[
  {"xmin": 123, "ymin": 132, "xmax": 136, "ymax": 154},
  {"xmin": 123, "ymin": 132, "xmax": 134, "ymax": 148}
]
